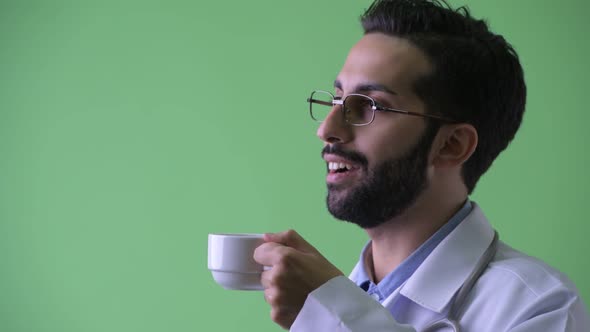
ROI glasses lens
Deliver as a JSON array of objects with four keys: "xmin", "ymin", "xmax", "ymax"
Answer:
[
  {"xmin": 344, "ymin": 95, "xmax": 374, "ymax": 125},
  {"xmin": 309, "ymin": 91, "xmax": 333, "ymax": 122}
]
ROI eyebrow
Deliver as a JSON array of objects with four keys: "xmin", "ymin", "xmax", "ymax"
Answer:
[{"xmin": 334, "ymin": 79, "xmax": 398, "ymax": 96}]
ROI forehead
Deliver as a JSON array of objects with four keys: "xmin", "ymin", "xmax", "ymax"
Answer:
[{"xmin": 337, "ymin": 33, "xmax": 432, "ymax": 94}]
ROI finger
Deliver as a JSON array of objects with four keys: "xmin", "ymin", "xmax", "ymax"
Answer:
[
  {"xmin": 254, "ymin": 242, "xmax": 297, "ymax": 266},
  {"xmin": 260, "ymin": 269, "xmax": 273, "ymax": 289},
  {"xmin": 253, "ymin": 242, "xmax": 283, "ymax": 266},
  {"xmin": 264, "ymin": 229, "xmax": 319, "ymax": 254},
  {"xmin": 263, "ymin": 288, "xmax": 274, "ymax": 304}
]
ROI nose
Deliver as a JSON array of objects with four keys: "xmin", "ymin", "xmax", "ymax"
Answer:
[{"xmin": 316, "ymin": 104, "xmax": 354, "ymax": 144}]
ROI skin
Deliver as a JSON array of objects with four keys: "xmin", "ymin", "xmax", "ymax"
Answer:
[{"xmin": 253, "ymin": 32, "xmax": 478, "ymax": 330}]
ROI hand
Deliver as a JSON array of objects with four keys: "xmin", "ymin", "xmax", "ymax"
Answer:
[{"xmin": 253, "ymin": 229, "xmax": 344, "ymax": 330}]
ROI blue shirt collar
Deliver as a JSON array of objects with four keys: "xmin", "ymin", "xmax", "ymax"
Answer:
[{"xmin": 354, "ymin": 200, "xmax": 473, "ymax": 302}]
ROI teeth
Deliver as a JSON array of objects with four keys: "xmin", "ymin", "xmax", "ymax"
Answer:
[{"xmin": 328, "ymin": 162, "xmax": 352, "ymax": 171}]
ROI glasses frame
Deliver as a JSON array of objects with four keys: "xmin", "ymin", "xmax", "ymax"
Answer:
[{"xmin": 307, "ymin": 90, "xmax": 457, "ymax": 126}]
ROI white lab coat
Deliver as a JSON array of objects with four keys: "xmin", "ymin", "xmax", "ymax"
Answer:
[{"xmin": 291, "ymin": 203, "xmax": 589, "ymax": 331}]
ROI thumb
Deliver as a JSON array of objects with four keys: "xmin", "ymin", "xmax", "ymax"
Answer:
[{"xmin": 264, "ymin": 229, "xmax": 319, "ymax": 254}]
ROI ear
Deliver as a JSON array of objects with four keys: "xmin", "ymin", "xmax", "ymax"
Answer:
[{"xmin": 431, "ymin": 124, "xmax": 478, "ymax": 168}]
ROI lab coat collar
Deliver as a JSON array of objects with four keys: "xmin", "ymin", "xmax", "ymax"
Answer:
[{"xmin": 398, "ymin": 202, "xmax": 495, "ymax": 313}]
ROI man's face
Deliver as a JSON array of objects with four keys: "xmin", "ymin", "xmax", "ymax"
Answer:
[{"xmin": 317, "ymin": 33, "xmax": 437, "ymax": 228}]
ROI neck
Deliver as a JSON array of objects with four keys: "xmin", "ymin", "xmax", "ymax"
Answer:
[{"xmin": 365, "ymin": 194, "xmax": 467, "ymax": 283}]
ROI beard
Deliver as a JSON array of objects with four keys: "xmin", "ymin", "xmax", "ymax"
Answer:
[{"xmin": 324, "ymin": 123, "xmax": 439, "ymax": 229}]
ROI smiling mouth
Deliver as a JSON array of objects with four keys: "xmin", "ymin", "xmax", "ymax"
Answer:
[{"xmin": 328, "ymin": 162, "xmax": 353, "ymax": 174}]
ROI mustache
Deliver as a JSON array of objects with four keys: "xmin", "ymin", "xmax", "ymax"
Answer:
[{"xmin": 321, "ymin": 145, "xmax": 368, "ymax": 167}]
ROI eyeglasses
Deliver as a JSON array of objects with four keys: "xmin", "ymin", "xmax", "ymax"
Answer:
[{"xmin": 307, "ymin": 90, "xmax": 457, "ymax": 126}]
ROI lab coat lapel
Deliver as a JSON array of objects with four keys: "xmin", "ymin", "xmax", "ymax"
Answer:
[{"xmin": 398, "ymin": 203, "xmax": 495, "ymax": 313}]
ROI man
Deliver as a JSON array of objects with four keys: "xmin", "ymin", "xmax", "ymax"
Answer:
[{"xmin": 254, "ymin": 0, "xmax": 589, "ymax": 331}]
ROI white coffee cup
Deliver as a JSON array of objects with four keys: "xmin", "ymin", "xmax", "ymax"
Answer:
[{"xmin": 207, "ymin": 233, "xmax": 265, "ymax": 290}]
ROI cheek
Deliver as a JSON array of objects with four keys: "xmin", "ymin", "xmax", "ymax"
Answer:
[{"xmin": 357, "ymin": 122, "xmax": 419, "ymax": 163}]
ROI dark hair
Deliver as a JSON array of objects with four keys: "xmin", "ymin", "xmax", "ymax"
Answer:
[{"xmin": 361, "ymin": 0, "xmax": 526, "ymax": 193}]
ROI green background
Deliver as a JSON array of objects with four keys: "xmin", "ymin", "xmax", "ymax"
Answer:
[{"xmin": 1, "ymin": 0, "xmax": 588, "ymax": 331}]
